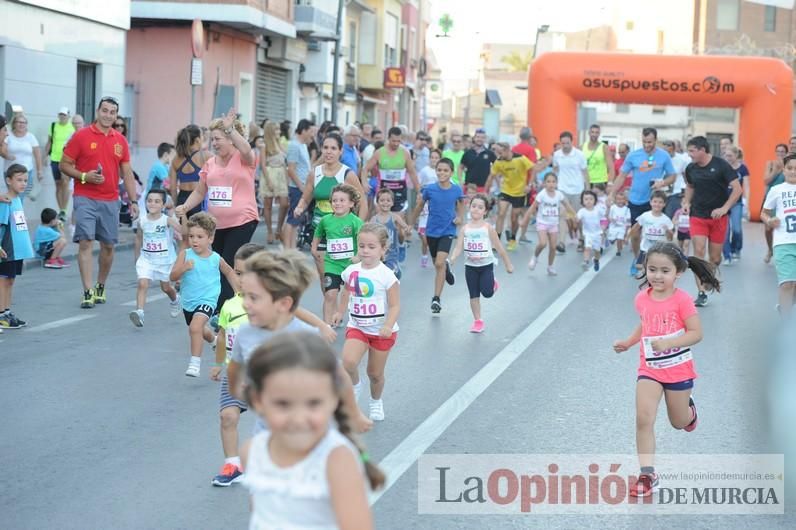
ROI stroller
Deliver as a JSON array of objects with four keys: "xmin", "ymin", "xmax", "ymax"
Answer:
[{"xmin": 295, "ymin": 200, "xmax": 316, "ymax": 250}]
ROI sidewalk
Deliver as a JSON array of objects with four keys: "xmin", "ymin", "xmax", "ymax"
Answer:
[{"xmin": 23, "ymin": 220, "xmax": 137, "ymax": 270}]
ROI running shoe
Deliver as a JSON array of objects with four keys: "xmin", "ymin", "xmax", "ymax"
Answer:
[
  {"xmin": 629, "ymin": 473, "xmax": 659, "ymax": 498},
  {"xmin": 722, "ymin": 256, "xmax": 733, "ymax": 267},
  {"xmin": 469, "ymin": 319, "xmax": 485, "ymax": 333},
  {"xmin": 732, "ymin": 251, "xmax": 741, "ymax": 261},
  {"xmin": 694, "ymin": 291, "xmax": 708, "ymax": 307},
  {"xmin": 93, "ymin": 283, "xmax": 106, "ymax": 304},
  {"xmin": 185, "ymin": 361, "xmax": 200, "ymax": 377},
  {"xmin": 684, "ymin": 396, "xmax": 698, "ymax": 432},
  {"xmin": 55, "ymin": 257, "xmax": 70, "ymax": 267},
  {"xmin": 129, "ymin": 309, "xmax": 144, "ymax": 328},
  {"xmin": 576, "ymin": 242, "xmax": 585, "ymax": 253},
  {"xmin": 420, "ymin": 255, "xmax": 430, "ymax": 268},
  {"xmin": 431, "ymin": 297, "xmax": 441, "ymax": 314},
  {"xmin": 629, "ymin": 262, "xmax": 639, "ymax": 277},
  {"xmin": 169, "ymin": 295, "xmax": 181, "ymax": 318},
  {"xmin": 212, "ymin": 463, "xmax": 244, "ymax": 487},
  {"xmin": 547, "ymin": 266, "xmax": 557, "ymax": 276},
  {"xmin": 528, "ymin": 256, "xmax": 537, "ymax": 270},
  {"xmin": 0, "ymin": 313, "xmax": 22, "ymax": 329},
  {"xmin": 57, "ymin": 210, "xmax": 68, "ymax": 223},
  {"xmin": 616, "ymin": 250, "xmax": 622, "ymax": 257},
  {"xmin": 507, "ymin": 240, "xmax": 518, "ymax": 252},
  {"xmin": 556, "ymin": 243, "xmax": 566, "ymax": 254},
  {"xmin": 369, "ymin": 399, "xmax": 385, "ymax": 421},
  {"xmin": 444, "ymin": 260, "xmax": 455, "ymax": 285},
  {"xmin": 81, "ymin": 289, "xmax": 95, "ymax": 309},
  {"xmin": 593, "ymin": 258, "xmax": 600, "ymax": 272},
  {"xmin": 44, "ymin": 258, "xmax": 63, "ymax": 269}
]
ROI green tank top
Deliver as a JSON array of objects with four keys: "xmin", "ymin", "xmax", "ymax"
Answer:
[
  {"xmin": 377, "ymin": 146, "xmax": 407, "ymax": 183},
  {"xmin": 582, "ymin": 142, "xmax": 608, "ymax": 184},
  {"xmin": 313, "ymin": 164, "xmax": 348, "ymax": 225}
]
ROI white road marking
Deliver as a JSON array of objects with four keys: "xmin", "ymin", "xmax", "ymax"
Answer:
[
  {"xmin": 121, "ymin": 293, "xmax": 167, "ymax": 307},
  {"xmin": 27, "ymin": 314, "xmax": 99, "ymax": 333},
  {"xmin": 370, "ymin": 254, "xmax": 615, "ymax": 505}
]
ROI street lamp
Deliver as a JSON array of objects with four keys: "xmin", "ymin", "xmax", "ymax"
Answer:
[{"xmin": 533, "ymin": 24, "xmax": 549, "ymax": 59}]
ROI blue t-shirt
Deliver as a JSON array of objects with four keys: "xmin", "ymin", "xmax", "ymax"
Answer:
[
  {"xmin": 422, "ymin": 182, "xmax": 463, "ymax": 237},
  {"xmin": 0, "ymin": 197, "xmax": 35, "ymax": 261},
  {"xmin": 286, "ymin": 139, "xmax": 311, "ymax": 188},
  {"xmin": 341, "ymin": 144, "xmax": 360, "ymax": 174},
  {"xmin": 34, "ymin": 226, "xmax": 60, "ymax": 248},
  {"xmin": 180, "ymin": 249, "xmax": 221, "ymax": 311},
  {"xmin": 147, "ymin": 160, "xmax": 169, "ymax": 192},
  {"xmin": 621, "ymin": 147, "xmax": 676, "ymax": 205}
]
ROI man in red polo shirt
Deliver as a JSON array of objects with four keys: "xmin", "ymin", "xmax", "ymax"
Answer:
[{"xmin": 60, "ymin": 97, "xmax": 139, "ymax": 309}]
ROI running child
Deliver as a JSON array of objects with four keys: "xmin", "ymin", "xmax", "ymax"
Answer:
[
  {"xmin": 209, "ymin": 244, "xmax": 339, "ymax": 486},
  {"xmin": 630, "ymin": 190, "xmax": 674, "ymax": 276},
  {"xmin": 333, "ymin": 223, "xmax": 400, "ymax": 422},
  {"xmin": 227, "ymin": 249, "xmax": 372, "ymax": 433},
  {"xmin": 522, "ymin": 173, "xmax": 576, "ymax": 275},
  {"xmin": 417, "ymin": 149, "xmax": 441, "ymax": 267},
  {"xmin": 170, "ymin": 212, "xmax": 238, "ymax": 377},
  {"xmin": 577, "ymin": 190, "xmax": 606, "ymax": 271},
  {"xmin": 0, "ymin": 164, "xmax": 35, "ymax": 330},
  {"xmin": 613, "ymin": 241, "xmax": 720, "ymax": 497},
  {"xmin": 448, "ymin": 194, "xmax": 514, "ymax": 333},
  {"xmin": 761, "ymin": 152, "xmax": 796, "ymax": 317},
  {"xmin": 672, "ymin": 205, "xmax": 691, "ymax": 255},
  {"xmin": 35, "ymin": 207, "xmax": 69, "ymax": 269},
  {"xmin": 129, "ymin": 189, "xmax": 182, "ymax": 327},
  {"xmin": 409, "ymin": 158, "xmax": 464, "ymax": 314},
  {"xmin": 241, "ymin": 332, "xmax": 383, "ymax": 529},
  {"xmin": 608, "ymin": 189, "xmax": 631, "ymax": 257},
  {"xmin": 312, "ymin": 183, "xmax": 364, "ymax": 324},
  {"xmin": 371, "ymin": 189, "xmax": 411, "ymax": 279}
]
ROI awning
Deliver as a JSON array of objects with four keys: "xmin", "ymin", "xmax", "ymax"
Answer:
[
  {"xmin": 358, "ymin": 93, "xmax": 387, "ymax": 105},
  {"xmin": 485, "ymin": 89, "xmax": 502, "ymax": 107}
]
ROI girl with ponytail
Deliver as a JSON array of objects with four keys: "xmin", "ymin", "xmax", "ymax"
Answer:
[{"xmin": 242, "ymin": 332, "xmax": 383, "ymax": 530}]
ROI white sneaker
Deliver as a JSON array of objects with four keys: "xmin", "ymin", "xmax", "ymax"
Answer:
[
  {"xmin": 369, "ymin": 399, "xmax": 385, "ymax": 421},
  {"xmin": 547, "ymin": 266, "xmax": 557, "ymax": 276},
  {"xmin": 353, "ymin": 380, "xmax": 362, "ymax": 402},
  {"xmin": 129, "ymin": 309, "xmax": 144, "ymax": 328},
  {"xmin": 185, "ymin": 361, "xmax": 200, "ymax": 377},
  {"xmin": 169, "ymin": 294, "xmax": 181, "ymax": 318},
  {"xmin": 528, "ymin": 256, "xmax": 537, "ymax": 270}
]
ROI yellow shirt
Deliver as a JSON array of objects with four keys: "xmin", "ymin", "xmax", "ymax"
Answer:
[{"xmin": 492, "ymin": 155, "xmax": 533, "ymax": 197}]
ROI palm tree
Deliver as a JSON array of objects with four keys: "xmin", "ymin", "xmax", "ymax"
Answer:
[{"xmin": 500, "ymin": 51, "xmax": 533, "ymax": 72}]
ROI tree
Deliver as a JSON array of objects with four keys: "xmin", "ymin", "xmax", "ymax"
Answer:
[{"xmin": 500, "ymin": 51, "xmax": 533, "ymax": 72}]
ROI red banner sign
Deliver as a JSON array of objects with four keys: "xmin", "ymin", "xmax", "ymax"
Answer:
[{"xmin": 384, "ymin": 67, "xmax": 406, "ymax": 89}]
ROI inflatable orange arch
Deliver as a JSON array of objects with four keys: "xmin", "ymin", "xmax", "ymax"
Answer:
[{"xmin": 528, "ymin": 52, "xmax": 793, "ymax": 220}]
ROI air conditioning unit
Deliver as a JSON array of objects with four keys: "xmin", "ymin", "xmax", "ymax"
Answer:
[{"xmin": 307, "ymin": 39, "xmax": 321, "ymax": 52}]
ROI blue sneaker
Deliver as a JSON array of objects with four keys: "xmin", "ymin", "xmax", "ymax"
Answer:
[
  {"xmin": 629, "ymin": 262, "xmax": 638, "ymax": 277},
  {"xmin": 212, "ymin": 463, "xmax": 244, "ymax": 487},
  {"xmin": 398, "ymin": 242, "xmax": 407, "ymax": 263},
  {"xmin": 209, "ymin": 314, "xmax": 220, "ymax": 332}
]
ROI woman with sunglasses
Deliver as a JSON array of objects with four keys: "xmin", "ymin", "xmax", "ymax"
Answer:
[
  {"xmin": 3, "ymin": 113, "xmax": 43, "ymax": 201},
  {"xmin": 175, "ymin": 108, "xmax": 258, "ymax": 309}
]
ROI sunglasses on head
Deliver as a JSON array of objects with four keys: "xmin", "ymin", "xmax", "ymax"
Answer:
[
  {"xmin": 100, "ymin": 96, "xmax": 119, "ymax": 106},
  {"xmin": 475, "ymin": 128, "xmax": 486, "ymax": 134}
]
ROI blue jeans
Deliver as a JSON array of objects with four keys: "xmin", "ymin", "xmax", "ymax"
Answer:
[{"xmin": 723, "ymin": 202, "xmax": 743, "ymax": 258}]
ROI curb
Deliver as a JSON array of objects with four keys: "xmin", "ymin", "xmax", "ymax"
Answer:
[{"xmin": 23, "ymin": 240, "xmax": 136, "ymax": 271}]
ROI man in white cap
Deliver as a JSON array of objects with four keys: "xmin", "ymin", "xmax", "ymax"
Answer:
[{"xmin": 44, "ymin": 107, "xmax": 76, "ymax": 221}]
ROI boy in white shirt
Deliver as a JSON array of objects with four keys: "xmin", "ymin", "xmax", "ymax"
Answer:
[{"xmin": 630, "ymin": 190, "xmax": 674, "ymax": 273}]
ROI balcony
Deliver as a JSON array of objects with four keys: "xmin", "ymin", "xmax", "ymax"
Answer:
[{"xmin": 294, "ymin": 5, "xmax": 337, "ymax": 39}]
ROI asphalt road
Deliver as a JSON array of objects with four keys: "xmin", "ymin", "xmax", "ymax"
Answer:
[{"xmin": 1, "ymin": 222, "xmax": 793, "ymax": 529}]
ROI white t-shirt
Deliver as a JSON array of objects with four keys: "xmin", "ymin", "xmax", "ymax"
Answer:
[
  {"xmin": 138, "ymin": 213, "xmax": 177, "ymax": 267},
  {"xmin": 341, "ymin": 262, "xmax": 399, "ymax": 335},
  {"xmin": 462, "ymin": 224, "xmax": 494, "ymax": 267},
  {"xmin": 609, "ymin": 204, "xmax": 631, "ymax": 231},
  {"xmin": 419, "ymin": 166, "xmax": 438, "ymax": 188},
  {"xmin": 4, "ymin": 132, "xmax": 39, "ymax": 172},
  {"xmin": 577, "ymin": 207, "xmax": 603, "ymax": 236},
  {"xmin": 672, "ymin": 152, "xmax": 691, "ymax": 194},
  {"xmin": 553, "ymin": 148, "xmax": 587, "ymax": 195},
  {"xmin": 535, "ymin": 189, "xmax": 565, "ymax": 226},
  {"xmin": 244, "ymin": 428, "xmax": 364, "ymax": 530},
  {"xmin": 763, "ymin": 182, "xmax": 796, "ymax": 247},
  {"xmin": 636, "ymin": 211, "xmax": 674, "ymax": 251}
]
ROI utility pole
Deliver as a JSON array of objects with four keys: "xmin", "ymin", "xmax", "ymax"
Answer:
[{"xmin": 330, "ymin": 0, "xmax": 344, "ymax": 124}]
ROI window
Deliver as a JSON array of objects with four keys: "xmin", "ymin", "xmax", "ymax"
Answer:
[
  {"xmin": 652, "ymin": 105, "xmax": 666, "ymax": 115},
  {"xmin": 716, "ymin": 0, "xmax": 739, "ymax": 31},
  {"xmin": 348, "ymin": 21, "xmax": 356, "ymax": 62},
  {"xmin": 616, "ymin": 103, "xmax": 629, "ymax": 113},
  {"xmin": 76, "ymin": 61, "xmax": 97, "ymax": 123},
  {"xmin": 765, "ymin": 5, "xmax": 776, "ymax": 32}
]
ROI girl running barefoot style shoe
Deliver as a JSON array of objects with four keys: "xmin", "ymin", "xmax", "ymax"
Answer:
[
  {"xmin": 520, "ymin": 173, "xmax": 576, "ymax": 276},
  {"xmin": 170, "ymin": 213, "xmax": 238, "ymax": 377},
  {"xmin": 409, "ymin": 158, "xmax": 465, "ymax": 314},
  {"xmin": 613, "ymin": 242, "xmax": 721, "ymax": 498},
  {"xmin": 312, "ymin": 184, "xmax": 364, "ymax": 325},
  {"xmin": 333, "ymin": 223, "xmax": 400, "ymax": 422},
  {"xmin": 129, "ymin": 189, "xmax": 182, "ymax": 328},
  {"xmin": 448, "ymin": 194, "xmax": 514, "ymax": 333},
  {"xmin": 370, "ymin": 189, "xmax": 412, "ymax": 279},
  {"xmin": 242, "ymin": 333, "xmax": 384, "ymax": 530}
]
